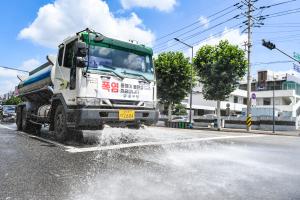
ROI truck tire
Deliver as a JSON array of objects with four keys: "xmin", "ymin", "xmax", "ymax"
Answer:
[
  {"xmin": 16, "ymin": 106, "xmax": 22, "ymax": 131},
  {"xmin": 54, "ymin": 105, "xmax": 68, "ymax": 143},
  {"xmin": 20, "ymin": 107, "xmax": 41, "ymax": 135},
  {"xmin": 21, "ymin": 107, "xmax": 34, "ymax": 133}
]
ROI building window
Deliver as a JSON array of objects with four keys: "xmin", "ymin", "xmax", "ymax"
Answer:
[
  {"xmin": 234, "ymin": 96, "xmax": 238, "ymax": 103},
  {"xmin": 263, "ymin": 98, "xmax": 271, "ymax": 105},
  {"xmin": 243, "ymin": 98, "xmax": 247, "ymax": 105}
]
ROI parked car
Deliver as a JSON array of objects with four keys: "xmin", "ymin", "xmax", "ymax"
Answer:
[
  {"xmin": 171, "ymin": 116, "xmax": 189, "ymax": 122},
  {"xmin": 202, "ymin": 114, "xmax": 217, "ymax": 118},
  {"xmin": 1, "ymin": 105, "xmax": 16, "ymax": 122}
]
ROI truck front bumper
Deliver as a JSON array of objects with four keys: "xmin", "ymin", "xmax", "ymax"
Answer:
[{"xmin": 66, "ymin": 108, "xmax": 159, "ymax": 129}]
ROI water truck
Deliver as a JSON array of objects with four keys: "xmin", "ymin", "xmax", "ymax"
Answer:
[{"xmin": 15, "ymin": 28, "xmax": 159, "ymax": 142}]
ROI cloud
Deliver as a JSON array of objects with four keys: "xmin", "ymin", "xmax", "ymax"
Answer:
[
  {"xmin": 21, "ymin": 58, "xmax": 41, "ymax": 72},
  {"xmin": 0, "ymin": 59, "xmax": 39, "ymax": 95},
  {"xmin": 120, "ymin": 0, "xmax": 177, "ymax": 12},
  {"xmin": 0, "ymin": 80, "xmax": 18, "ymax": 95},
  {"xmin": 196, "ymin": 28, "xmax": 247, "ymax": 48},
  {"xmin": 188, "ymin": 28, "xmax": 247, "ymax": 57},
  {"xmin": 18, "ymin": 0, "xmax": 155, "ymax": 48},
  {"xmin": 0, "ymin": 68, "xmax": 20, "ymax": 78},
  {"xmin": 199, "ymin": 16, "xmax": 209, "ymax": 28},
  {"xmin": 181, "ymin": 28, "xmax": 247, "ymax": 60},
  {"xmin": 0, "ymin": 68, "xmax": 26, "ymax": 94}
]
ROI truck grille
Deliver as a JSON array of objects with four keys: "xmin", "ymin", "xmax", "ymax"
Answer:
[{"xmin": 110, "ymin": 100, "xmax": 139, "ymax": 106}]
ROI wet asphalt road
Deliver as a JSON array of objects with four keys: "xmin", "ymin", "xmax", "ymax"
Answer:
[{"xmin": 1, "ymin": 123, "xmax": 300, "ymax": 200}]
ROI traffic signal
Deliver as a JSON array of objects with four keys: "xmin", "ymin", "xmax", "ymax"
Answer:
[{"xmin": 262, "ymin": 39, "xmax": 276, "ymax": 50}]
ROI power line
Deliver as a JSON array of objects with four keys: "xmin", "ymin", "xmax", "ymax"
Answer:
[
  {"xmin": 154, "ymin": 8, "xmax": 240, "ymax": 50},
  {"xmin": 255, "ymin": 29, "xmax": 300, "ymax": 34},
  {"xmin": 176, "ymin": 7, "xmax": 239, "ymax": 39},
  {"xmin": 154, "ymin": 22, "xmax": 243, "ymax": 54},
  {"xmin": 260, "ymin": 7, "xmax": 300, "ymax": 19},
  {"xmin": 155, "ymin": 14, "xmax": 240, "ymax": 52},
  {"xmin": 259, "ymin": 0, "xmax": 297, "ymax": 9},
  {"xmin": 154, "ymin": 3, "xmax": 241, "ymax": 43},
  {"xmin": 172, "ymin": 23, "xmax": 243, "ymax": 53},
  {"xmin": 265, "ymin": 10, "xmax": 300, "ymax": 18},
  {"xmin": 181, "ymin": 15, "xmax": 240, "ymax": 41},
  {"xmin": 0, "ymin": 65, "xmax": 29, "ymax": 73}
]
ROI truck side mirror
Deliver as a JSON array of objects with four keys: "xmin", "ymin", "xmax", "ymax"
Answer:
[
  {"xmin": 76, "ymin": 57, "xmax": 86, "ymax": 68},
  {"xmin": 76, "ymin": 41, "xmax": 87, "ymax": 57}
]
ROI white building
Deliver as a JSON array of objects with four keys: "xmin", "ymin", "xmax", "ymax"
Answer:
[
  {"xmin": 181, "ymin": 70, "xmax": 300, "ymax": 118},
  {"xmin": 182, "ymin": 82, "xmax": 247, "ymax": 117},
  {"xmin": 239, "ymin": 70, "xmax": 300, "ymax": 117}
]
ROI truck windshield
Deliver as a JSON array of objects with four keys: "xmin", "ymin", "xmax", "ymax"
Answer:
[{"xmin": 87, "ymin": 46, "xmax": 153, "ymax": 74}]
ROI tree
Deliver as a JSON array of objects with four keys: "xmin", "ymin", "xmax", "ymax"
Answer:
[
  {"xmin": 172, "ymin": 104, "xmax": 187, "ymax": 116},
  {"xmin": 3, "ymin": 96, "xmax": 22, "ymax": 105},
  {"xmin": 194, "ymin": 40, "xmax": 247, "ymax": 130},
  {"xmin": 154, "ymin": 52, "xmax": 194, "ymax": 120}
]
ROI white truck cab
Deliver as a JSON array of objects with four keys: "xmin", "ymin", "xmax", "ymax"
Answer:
[{"xmin": 16, "ymin": 28, "xmax": 158, "ymax": 142}]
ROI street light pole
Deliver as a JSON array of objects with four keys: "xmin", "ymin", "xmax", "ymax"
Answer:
[
  {"xmin": 174, "ymin": 38, "xmax": 193, "ymax": 127},
  {"xmin": 272, "ymin": 74, "xmax": 277, "ymax": 133}
]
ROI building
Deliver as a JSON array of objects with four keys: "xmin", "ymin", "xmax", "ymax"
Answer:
[
  {"xmin": 180, "ymin": 70, "xmax": 300, "ymax": 118},
  {"xmin": 182, "ymin": 82, "xmax": 247, "ymax": 117},
  {"xmin": 239, "ymin": 70, "xmax": 300, "ymax": 117}
]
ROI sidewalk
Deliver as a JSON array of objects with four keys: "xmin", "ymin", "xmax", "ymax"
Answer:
[{"xmin": 192, "ymin": 126, "xmax": 300, "ymax": 137}]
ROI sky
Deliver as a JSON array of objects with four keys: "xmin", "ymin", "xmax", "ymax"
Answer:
[{"xmin": 0, "ymin": 0, "xmax": 300, "ymax": 94}]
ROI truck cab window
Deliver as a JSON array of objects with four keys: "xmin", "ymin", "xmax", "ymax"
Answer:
[
  {"xmin": 63, "ymin": 41, "xmax": 75, "ymax": 68},
  {"xmin": 63, "ymin": 40, "xmax": 77, "ymax": 90},
  {"xmin": 58, "ymin": 46, "xmax": 64, "ymax": 66}
]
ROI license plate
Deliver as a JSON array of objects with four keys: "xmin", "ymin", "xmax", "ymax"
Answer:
[{"xmin": 119, "ymin": 110, "xmax": 135, "ymax": 121}]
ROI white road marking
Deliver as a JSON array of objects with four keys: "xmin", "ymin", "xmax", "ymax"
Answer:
[
  {"xmin": 16, "ymin": 131, "xmax": 71, "ymax": 150},
  {"xmin": 0, "ymin": 123, "xmax": 71, "ymax": 150},
  {"xmin": 0, "ymin": 124, "xmax": 15, "ymax": 130},
  {"xmin": 0, "ymin": 123, "xmax": 266, "ymax": 153},
  {"xmin": 66, "ymin": 135, "xmax": 265, "ymax": 153}
]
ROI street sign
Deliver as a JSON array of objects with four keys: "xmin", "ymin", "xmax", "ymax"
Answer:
[
  {"xmin": 293, "ymin": 63, "xmax": 300, "ymax": 73},
  {"xmin": 293, "ymin": 52, "xmax": 300, "ymax": 61},
  {"xmin": 251, "ymin": 93, "xmax": 256, "ymax": 100},
  {"xmin": 246, "ymin": 116, "xmax": 252, "ymax": 127}
]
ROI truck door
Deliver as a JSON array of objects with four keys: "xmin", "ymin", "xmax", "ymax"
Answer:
[{"xmin": 53, "ymin": 39, "xmax": 77, "ymax": 106}]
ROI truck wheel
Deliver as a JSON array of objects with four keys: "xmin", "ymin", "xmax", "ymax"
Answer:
[
  {"xmin": 54, "ymin": 105, "xmax": 68, "ymax": 143},
  {"xmin": 16, "ymin": 107, "xmax": 22, "ymax": 131}
]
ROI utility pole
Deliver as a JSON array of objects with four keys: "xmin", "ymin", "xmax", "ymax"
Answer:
[{"xmin": 246, "ymin": 0, "xmax": 253, "ymax": 132}]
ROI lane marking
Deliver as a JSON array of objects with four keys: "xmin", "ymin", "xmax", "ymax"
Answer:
[
  {"xmin": 66, "ymin": 135, "xmax": 265, "ymax": 153},
  {"xmin": 16, "ymin": 131, "xmax": 72, "ymax": 150},
  {"xmin": 0, "ymin": 123, "xmax": 72, "ymax": 150},
  {"xmin": 0, "ymin": 124, "xmax": 15, "ymax": 130}
]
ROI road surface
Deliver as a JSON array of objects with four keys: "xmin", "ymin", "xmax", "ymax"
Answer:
[{"xmin": 0, "ymin": 123, "xmax": 300, "ymax": 200}]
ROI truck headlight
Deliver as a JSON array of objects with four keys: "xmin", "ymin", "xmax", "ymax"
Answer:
[{"xmin": 77, "ymin": 97, "xmax": 101, "ymax": 106}]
